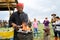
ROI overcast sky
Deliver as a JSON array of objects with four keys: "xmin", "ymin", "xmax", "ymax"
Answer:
[{"xmin": 0, "ymin": 0, "xmax": 60, "ymax": 22}]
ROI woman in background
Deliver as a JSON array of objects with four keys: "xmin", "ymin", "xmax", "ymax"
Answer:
[
  {"xmin": 33, "ymin": 18, "xmax": 38, "ymax": 37},
  {"xmin": 43, "ymin": 17, "xmax": 50, "ymax": 29},
  {"xmin": 43, "ymin": 17, "xmax": 50, "ymax": 40},
  {"xmin": 52, "ymin": 16, "xmax": 60, "ymax": 40}
]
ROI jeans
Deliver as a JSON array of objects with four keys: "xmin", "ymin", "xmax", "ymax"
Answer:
[
  {"xmin": 55, "ymin": 31, "xmax": 60, "ymax": 37},
  {"xmin": 34, "ymin": 28, "xmax": 38, "ymax": 36}
]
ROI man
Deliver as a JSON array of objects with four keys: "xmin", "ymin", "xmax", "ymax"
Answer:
[{"xmin": 9, "ymin": 3, "xmax": 28, "ymax": 40}]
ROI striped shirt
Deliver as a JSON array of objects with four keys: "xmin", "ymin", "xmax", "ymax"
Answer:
[{"xmin": 53, "ymin": 20, "xmax": 60, "ymax": 31}]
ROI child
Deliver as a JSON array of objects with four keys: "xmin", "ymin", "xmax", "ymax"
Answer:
[{"xmin": 33, "ymin": 18, "xmax": 38, "ymax": 37}]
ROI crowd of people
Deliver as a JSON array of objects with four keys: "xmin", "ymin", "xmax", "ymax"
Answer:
[
  {"xmin": 0, "ymin": 20, "xmax": 8, "ymax": 27},
  {"xmin": 32, "ymin": 14, "xmax": 60, "ymax": 40}
]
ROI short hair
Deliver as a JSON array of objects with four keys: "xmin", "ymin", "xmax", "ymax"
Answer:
[
  {"xmin": 45, "ymin": 17, "xmax": 48, "ymax": 19},
  {"xmin": 56, "ymin": 16, "xmax": 59, "ymax": 19}
]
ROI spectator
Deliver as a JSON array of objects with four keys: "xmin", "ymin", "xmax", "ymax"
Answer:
[
  {"xmin": 52, "ymin": 16, "xmax": 60, "ymax": 40},
  {"xmin": 33, "ymin": 18, "xmax": 38, "ymax": 37},
  {"xmin": 43, "ymin": 17, "xmax": 50, "ymax": 40},
  {"xmin": 51, "ymin": 14, "xmax": 56, "ymax": 37},
  {"xmin": 43, "ymin": 17, "xmax": 50, "ymax": 29}
]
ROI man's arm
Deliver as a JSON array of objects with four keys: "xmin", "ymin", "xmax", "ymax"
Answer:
[{"xmin": 9, "ymin": 13, "xmax": 17, "ymax": 27}]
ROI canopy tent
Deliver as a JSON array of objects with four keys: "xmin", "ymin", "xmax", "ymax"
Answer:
[
  {"xmin": 0, "ymin": 0, "xmax": 18, "ymax": 15},
  {"xmin": 0, "ymin": 0, "xmax": 18, "ymax": 11}
]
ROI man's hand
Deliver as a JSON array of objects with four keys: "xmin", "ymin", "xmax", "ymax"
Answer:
[{"xmin": 12, "ymin": 23, "xmax": 17, "ymax": 28}]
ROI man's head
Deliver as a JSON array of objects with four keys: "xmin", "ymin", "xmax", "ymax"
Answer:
[
  {"xmin": 16, "ymin": 3, "xmax": 24, "ymax": 13},
  {"xmin": 56, "ymin": 16, "xmax": 60, "ymax": 21}
]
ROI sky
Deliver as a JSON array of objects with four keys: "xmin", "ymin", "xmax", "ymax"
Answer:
[{"xmin": 0, "ymin": 0, "xmax": 60, "ymax": 23}]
